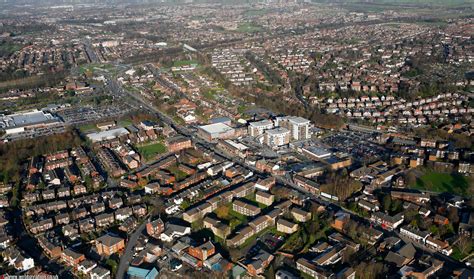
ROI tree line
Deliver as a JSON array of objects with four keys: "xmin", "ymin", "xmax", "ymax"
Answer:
[{"xmin": 0, "ymin": 129, "xmax": 83, "ymax": 183}]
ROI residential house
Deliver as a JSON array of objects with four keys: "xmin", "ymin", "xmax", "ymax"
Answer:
[
  {"xmin": 95, "ymin": 234, "xmax": 125, "ymax": 256},
  {"xmin": 277, "ymin": 218, "xmax": 299, "ymax": 234}
]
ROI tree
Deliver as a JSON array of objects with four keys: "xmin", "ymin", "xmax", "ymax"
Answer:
[
  {"xmin": 405, "ymin": 171, "xmax": 417, "ymax": 186},
  {"xmin": 457, "ymin": 236, "xmax": 473, "ymax": 256},
  {"xmin": 105, "ymin": 259, "xmax": 118, "ymax": 275},
  {"xmin": 307, "ymin": 219, "xmax": 320, "ymax": 235},
  {"xmin": 271, "ymin": 186, "xmax": 290, "ymax": 200},
  {"xmin": 447, "ymin": 207, "xmax": 459, "ymax": 224},
  {"xmin": 355, "ymin": 261, "xmax": 386, "ymax": 279},
  {"xmin": 390, "ymin": 199, "xmax": 402, "ymax": 213},
  {"xmin": 382, "ymin": 195, "xmax": 392, "ymax": 213},
  {"xmin": 215, "ymin": 205, "xmax": 229, "ymax": 219}
]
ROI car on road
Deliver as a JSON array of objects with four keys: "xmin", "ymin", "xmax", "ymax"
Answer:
[{"xmin": 170, "ymin": 258, "xmax": 182, "ymax": 271}]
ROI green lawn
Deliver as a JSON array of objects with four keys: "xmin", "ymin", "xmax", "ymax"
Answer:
[
  {"xmin": 281, "ymin": 229, "xmax": 307, "ymax": 253},
  {"xmin": 451, "ymin": 247, "xmax": 464, "ymax": 261},
  {"xmin": 137, "ymin": 142, "xmax": 167, "ymax": 161},
  {"xmin": 236, "ymin": 23, "xmax": 262, "ymax": 33},
  {"xmin": 244, "ymin": 9, "xmax": 268, "ymax": 17},
  {"xmin": 79, "ymin": 63, "xmax": 117, "ymax": 75},
  {"xmin": 450, "ymin": 244, "xmax": 473, "ymax": 261},
  {"xmin": 238, "ymin": 226, "xmax": 276, "ymax": 249},
  {"xmin": 173, "ymin": 60, "xmax": 199, "ymax": 67},
  {"xmin": 117, "ymin": 119, "xmax": 133, "ymax": 127},
  {"xmin": 202, "ymin": 90, "xmax": 217, "ymax": 100},
  {"xmin": 167, "ymin": 165, "xmax": 189, "ymax": 181},
  {"xmin": 411, "ymin": 172, "xmax": 470, "ymax": 196},
  {"xmin": 215, "ymin": 203, "xmax": 248, "ymax": 230},
  {"xmin": 0, "ymin": 42, "xmax": 23, "ymax": 56},
  {"xmin": 78, "ymin": 123, "xmax": 99, "ymax": 133}
]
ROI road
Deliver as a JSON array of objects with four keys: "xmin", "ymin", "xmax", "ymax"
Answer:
[{"xmin": 116, "ymin": 217, "xmax": 149, "ymax": 279}]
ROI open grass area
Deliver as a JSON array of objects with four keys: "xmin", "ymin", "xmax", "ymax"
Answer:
[
  {"xmin": 281, "ymin": 230, "xmax": 307, "ymax": 254},
  {"xmin": 0, "ymin": 42, "xmax": 23, "ymax": 56},
  {"xmin": 79, "ymin": 63, "xmax": 117, "ymax": 77},
  {"xmin": 451, "ymin": 243, "xmax": 474, "ymax": 261},
  {"xmin": 173, "ymin": 60, "xmax": 199, "ymax": 67},
  {"xmin": 411, "ymin": 171, "xmax": 471, "ymax": 196},
  {"xmin": 117, "ymin": 119, "xmax": 133, "ymax": 127},
  {"xmin": 236, "ymin": 23, "xmax": 262, "ymax": 33},
  {"xmin": 137, "ymin": 142, "xmax": 167, "ymax": 161},
  {"xmin": 202, "ymin": 90, "xmax": 217, "ymax": 100},
  {"xmin": 78, "ymin": 123, "xmax": 99, "ymax": 133},
  {"xmin": 215, "ymin": 204, "xmax": 248, "ymax": 230},
  {"xmin": 244, "ymin": 9, "xmax": 268, "ymax": 17},
  {"xmin": 167, "ymin": 165, "xmax": 189, "ymax": 181}
]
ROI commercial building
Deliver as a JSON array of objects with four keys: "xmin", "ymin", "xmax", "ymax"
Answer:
[
  {"xmin": 198, "ymin": 123, "xmax": 236, "ymax": 141},
  {"xmin": 0, "ymin": 109, "xmax": 62, "ymax": 134},
  {"xmin": 302, "ymin": 146, "xmax": 332, "ymax": 160},
  {"xmin": 86, "ymin": 128, "xmax": 130, "ymax": 143},
  {"xmin": 0, "ymin": 109, "xmax": 64, "ymax": 140}
]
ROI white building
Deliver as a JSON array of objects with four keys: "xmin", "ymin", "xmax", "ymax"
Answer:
[
  {"xmin": 145, "ymin": 183, "xmax": 160, "ymax": 195},
  {"xmin": 90, "ymin": 266, "xmax": 111, "ymax": 279},
  {"xmin": 400, "ymin": 226, "xmax": 430, "ymax": 243},
  {"xmin": 264, "ymin": 127, "xmax": 290, "ymax": 148},
  {"xmin": 248, "ymin": 119, "xmax": 274, "ymax": 137},
  {"xmin": 86, "ymin": 127, "xmax": 130, "ymax": 143},
  {"xmin": 160, "ymin": 224, "xmax": 191, "ymax": 242},
  {"xmin": 198, "ymin": 123, "xmax": 235, "ymax": 141},
  {"xmin": 276, "ymin": 116, "xmax": 311, "ymax": 141}
]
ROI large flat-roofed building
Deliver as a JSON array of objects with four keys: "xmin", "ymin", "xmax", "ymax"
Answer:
[
  {"xmin": 198, "ymin": 123, "xmax": 235, "ymax": 141},
  {"xmin": 86, "ymin": 127, "xmax": 130, "ymax": 143},
  {"xmin": 248, "ymin": 119, "xmax": 274, "ymax": 137},
  {"xmin": 0, "ymin": 109, "xmax": 64, "ymax": 140},
  {"xmin": 302, "ymin": 146, "xmax": 332, "ymax": 160}
]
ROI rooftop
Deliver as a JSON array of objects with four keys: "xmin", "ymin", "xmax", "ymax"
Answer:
[
  {"xmin": 249, "ymin": 119, "xmax": 273, "ymax": 128},
  {"xmin": 0, "ymin": 110, "xmax": 61, "ymax": 130},
  {"xmin": 86, "ymin": 127, "xmax": 130, "ymax": 142},
  {"xmin": 199, "ymin": 123, "xmax": 235, "ymax": 135},
  {"xmin": 265, "ymin": 127, "xmax": 289, "ymax": 135}
]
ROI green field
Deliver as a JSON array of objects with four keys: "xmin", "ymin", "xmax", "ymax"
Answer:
[
  {"xmin": 117, "ymin": 119, "xmax": 133, "ymax": 127},
  {"xmin": 137, "ymin": 142, "xmax": 167, "ymax": 161},
  {"xmin": 78, "ymin": 123, "xmax": 99, "ymax": 133},
  {"xmin": 236, "ymin": 23, "xmax": 262, "ymax": 33},
  {"xmin": 411, "ymin": 172, "xmax": 471, "ymax": 195},
  {"xmin": 244, "ymin": 9, "xmax": 268, "ymax": 17},
  {"xmin": 79, "ymin": 63, "xmax": 117, "ymax": 76},
  {"xmin": 173, "ymin": 60, "xmax": 199, "ymax": 67},
  {"xmin": 0, "ymin": 42, "xmax": 23, "ymax": 56},
  {"xmin": 202, "ymin": 90, "xmax": 217, "ymax": 100},
  {"xmin": 167, "ymin": 165, "xmax": 189, "ymax": 181},
  {"xmin": 215, "ymin": 204, "xmax": 248, "ymax": 230}
]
